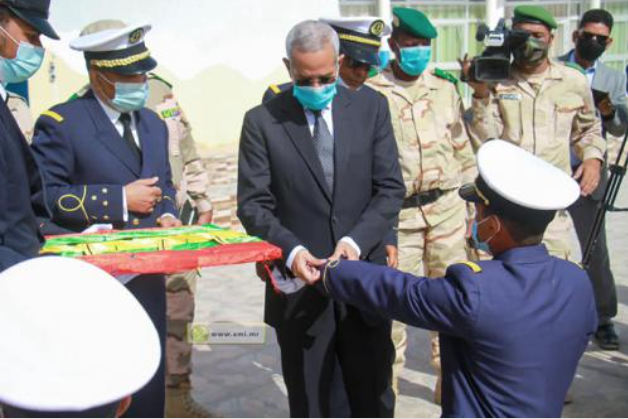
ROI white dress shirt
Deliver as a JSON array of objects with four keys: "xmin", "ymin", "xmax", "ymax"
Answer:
[
  {"xmin": 286, "ymin": 102, "xmax": 361, "ymax": 273},
  {"xmin": 303, "ymin": 102, "xmax": 334, "ymax": 137},
  {"xmin": 95, "ymin": 95, "xmax": 141, "ymax": 148},
  {"xmin": 0, "ymin": 84, "xmax": 7, "ymax": 102}
]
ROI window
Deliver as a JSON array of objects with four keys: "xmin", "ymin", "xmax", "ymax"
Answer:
[{"xmin": 340, "ymin": 0, "xmax": 628, "ymax": 96}]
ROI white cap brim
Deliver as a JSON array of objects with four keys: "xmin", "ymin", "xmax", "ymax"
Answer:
[
  {"xmin": 0, "ymin": 257, "xmax": 160, "ymax": 412},
  {"xmin": 477, "ymin": 140, "xmax": 580, "ymax": 210}
]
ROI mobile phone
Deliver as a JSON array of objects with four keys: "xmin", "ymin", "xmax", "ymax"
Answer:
[{"xmin": 592, "ymin": 88, "xmax": 610, "ymax": 107}]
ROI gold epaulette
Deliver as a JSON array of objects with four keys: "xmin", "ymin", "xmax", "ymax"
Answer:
[
  {"xmin": 459, "ymin": 261, "xmax": 483, "ymax": 273},
  {"xmin": 41, "ymin": 110, "xmax": 64, "ymax": 123},
  {"xmin": 269, "ymin": 84, "xmax": 282, "ymax": 95}
]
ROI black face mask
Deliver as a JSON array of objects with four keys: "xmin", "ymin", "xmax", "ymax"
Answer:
[{"xmin": 576, "ymin": 37, "xmax": 606, "ymax": 62}]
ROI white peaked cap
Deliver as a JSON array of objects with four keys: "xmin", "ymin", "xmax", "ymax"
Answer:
[
  {"xmin": 0, "ymin": 257, "xmax": 160, "ymax": 412},
  {"xmin": 70, "ymin": 22, "xmax": 152, "ymax": 52},
  {"xmin": 476, "ymin": 139, "xmax": 580, "ymax": 210},
  {"xmin": 320, "ymin": 16, "xmax": 392, "ymax": 37}
]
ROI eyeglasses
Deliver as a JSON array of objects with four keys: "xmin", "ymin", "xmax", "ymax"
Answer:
[
  {"xmin": 293, "ymin": 75, "xmax": 337, "ymax": 87},
  {"xmin": 579, "ymin": 31, "xmax": 609, "ymax": 44},
  {"xmin": 345, "ymin": 56, "xmax": 372, "ymax": 71}
]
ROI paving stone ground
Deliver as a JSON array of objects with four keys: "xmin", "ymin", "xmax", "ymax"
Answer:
[{"xmin": 189, "ymin": 152, "xmax": 628, "ymax": 418}]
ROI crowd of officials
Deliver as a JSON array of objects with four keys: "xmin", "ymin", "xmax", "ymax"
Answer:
[{"xmin": 0, "ymin": 0, "xmax": 626, "ymax": 417}]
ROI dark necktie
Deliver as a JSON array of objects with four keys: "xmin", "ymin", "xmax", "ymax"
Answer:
[
  {"xmin": 119, "ymin": 113, "xmax": 141, "ymax": 164},
  {"xmin": 312, "ymin": 110, "xmax": 334, "ymax": 193}
]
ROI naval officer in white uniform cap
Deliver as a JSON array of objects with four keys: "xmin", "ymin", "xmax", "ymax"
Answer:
[
  {"xmin": 31, "ymin": 21, "xmax": 181, "ymax": 418},
  {"xmin": 310, "ymin": 139, "xmax": 597, "ymax": 417},
  {"xmin": 0, "ymin": 257, "xmax": 160, "ymax": 418}
]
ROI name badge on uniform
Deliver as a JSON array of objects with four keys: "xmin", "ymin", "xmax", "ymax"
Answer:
[
  {"xmin": 156, "ymin": 98, "xmax": 184, "ymax": 157},
  {"xmin": 497, "ymin": 93, "xmax": 522, "ymax": 101}
]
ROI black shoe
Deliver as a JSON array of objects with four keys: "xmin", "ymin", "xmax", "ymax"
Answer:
[{"xmin": 595, "ymin": 324, "xmax": 619, "ymax": 350}]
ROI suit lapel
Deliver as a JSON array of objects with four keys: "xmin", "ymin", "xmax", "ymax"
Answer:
[
  {"xmin": 332, "ymin": 88, "xmax": 353, "ymax": 203},
  {"xmin": 280, "ymin": 93, "xmax": 332, "ymax": 202},
  {"xmin": 0, "ymin": 98, "xmax": 45, "ymax": 202},
  {"xmin": 82, "ymin": 90, "xmax": 141, "ymax": 176}
]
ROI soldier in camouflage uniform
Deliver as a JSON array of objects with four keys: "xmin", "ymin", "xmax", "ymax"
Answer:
[
  {"xmin": 369, "ymin": 8, "xmax": 477, "ymax": 403},
  {"xmin": 147, "ymin": 74, "xmax": 215, "ymax": 419},
  {"xmin": 462, "ymin": 5, "xmax": 605, "ymax": 261}
]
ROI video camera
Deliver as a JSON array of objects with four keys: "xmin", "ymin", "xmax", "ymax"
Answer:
[{"xmin": 469, "ymin": 19, "xmax": 530, "ymax": 82}]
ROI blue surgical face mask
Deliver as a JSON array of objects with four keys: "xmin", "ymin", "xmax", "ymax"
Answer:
[
  {"xmin": 377, "ymin": 49, "xmax": 391, "ymax": 72},
  {"xmin": 398, "ymin": 45, "xmax": 431, "ymax": 76},
  {"xmin": 471, "ymin": 216, "xmax": 500, "ymax": 254},
  {"xmin": 100, "ymin": 73, "xmax": 149, "ymax": 113},
  {"xmin": 471, "ymin": 221, "xmax": 491, "ymax": 254},
  {"xmin": 0, "ymin": 26, "xmax": 45, "ymax": 85},
  {"xmin": 293, "ymin": 81, "xmax": 338, "ymax": 111}
]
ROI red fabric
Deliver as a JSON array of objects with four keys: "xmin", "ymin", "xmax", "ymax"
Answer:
[{"xmin": 78, "ymin": 242, "xmax": 283, "ymax": 276}]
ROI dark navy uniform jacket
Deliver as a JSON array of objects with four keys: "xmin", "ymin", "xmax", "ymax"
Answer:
[
  {"xmin": 31, "ymin": 90, "xmax": 176, "ymax": 232},
  {"xmin": 0, "ymin": 96, "xmax": 46, "ymax": 271},
  {"xmin": 322, "ymin": 245, "xmax": 597, "ymax": 417}
]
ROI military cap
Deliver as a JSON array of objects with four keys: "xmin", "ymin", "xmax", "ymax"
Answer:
[
  {"xmin": 0, "ymin": 257, "xmax": 160, "ymax": 413},
  {"xmin": 320, "ymin": 17, "xmax": 391, "ymax": 66},
  {"xmin": 70, "ymin": 20, "xmax": 157, "ymax": 75},
  {"xmin": 460, "ymin": 140, "xmax": 579, "ymax": 224},
  {"xmin": 513, "ymin": 5, "xmax": 558, "ymax": 30},
  {"xmin": 0, "ymin": 0, "xmax": 59, "ymax": 39},
  {"xmin": 392, "ymin": 7, "xmax": 437, "ymax": 40}
]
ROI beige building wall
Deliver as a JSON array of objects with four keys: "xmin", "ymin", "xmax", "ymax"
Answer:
[
  {"xmin": 25, "ymin": 0, "xmax": 338, "ymax": 155},
  {"xmin": 28, "ymin": 54, "xmax": 289, "ymax": 155}
]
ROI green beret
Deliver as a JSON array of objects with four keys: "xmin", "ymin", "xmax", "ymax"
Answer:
[
  {"xmin": 513, "ymin": 5, "xmax": 557, "ymax": 30},
  {"xmin": 392, "ymin": 7, "xmax": 437, "ymax": 40}
]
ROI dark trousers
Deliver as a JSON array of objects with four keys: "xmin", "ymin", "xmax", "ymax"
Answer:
[
  {"xmin": 275, "ymin": 297, "xmax": 395, "ymax": 418},
  {"xmin": 569, "ymin": 196, "xmax": 618, "ymax": 325},
  {"xmin": 123, "ymin": 274, "xmax": 167, "ymax": 418}
]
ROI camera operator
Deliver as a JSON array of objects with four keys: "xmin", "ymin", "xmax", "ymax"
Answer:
[{"xmin": 461, "ymin": 5, "xmax": 605, "ymax": 261}]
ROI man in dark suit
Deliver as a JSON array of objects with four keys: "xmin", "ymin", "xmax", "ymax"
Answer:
[
  {"xmin": 0, "ymin": 0, "xmax": 59, "ymax": 271},
  {"xmin": 31, "ymin": 23, "xmax": 181, "ymax": 418},
  {"xmin": 557, "ymin": 8, "xmax": 628, "ymax": 350},
  {"xmin": 237, "ymin": 20, "xmax": 405, "ymax": 417},
  {"xmin": 261, "ymin": 17, "xmax": 400, "ymax": 270}
]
